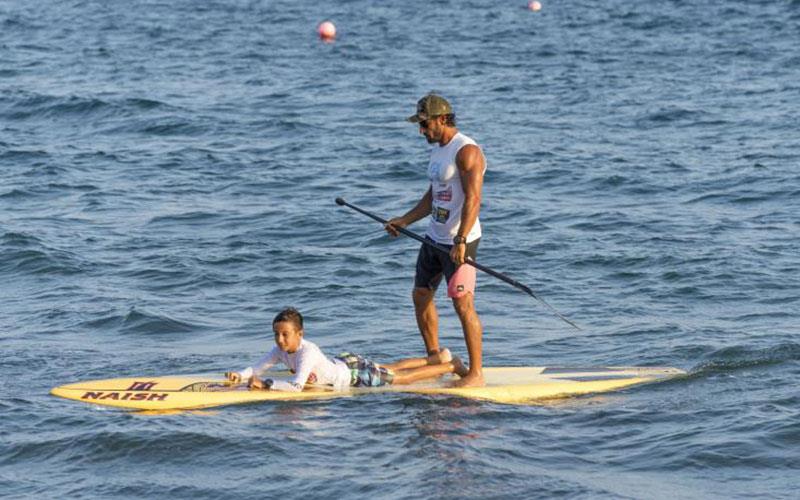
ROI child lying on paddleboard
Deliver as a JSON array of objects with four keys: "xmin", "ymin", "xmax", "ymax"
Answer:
[{"xmin": 225, "ymin": 307, "xmax": 468, "ymax": 391}]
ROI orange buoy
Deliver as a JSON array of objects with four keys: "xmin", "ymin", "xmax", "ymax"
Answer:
[{"xmin": 318, "ymin": 21, "xmax": 336, "ymax": 41}]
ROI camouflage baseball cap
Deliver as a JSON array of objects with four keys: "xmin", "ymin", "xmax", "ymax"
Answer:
[{"xmin": 407, "ymin": 94, "xmax": 453, "ymax": 123}]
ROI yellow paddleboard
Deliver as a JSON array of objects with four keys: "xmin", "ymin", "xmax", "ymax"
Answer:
[{"xmin": 50, "ymin": 366, "xmax": 685, "ymax": 410}]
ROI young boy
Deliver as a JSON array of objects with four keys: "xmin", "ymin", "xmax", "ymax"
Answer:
[{"xmin": 225, "ymin": 307, "xmax": 468, "ymax": 392}]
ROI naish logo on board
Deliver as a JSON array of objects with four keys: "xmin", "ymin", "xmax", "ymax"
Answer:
[
  {"xmin": 79, "ymin": 380, "xmax": 167, "ymax": 401},
  {"xmin": 81, "ymin": 391, "xmax": 169, "ymax": 401},
  {"xmin": 126, "ymin": 381, "xmax": 159, "ymax": 391}
]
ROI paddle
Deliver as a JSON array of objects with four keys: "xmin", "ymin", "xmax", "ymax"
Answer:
[{"xmin": 335, "ymin": 197, "xmax": 581, "ymax": 330}]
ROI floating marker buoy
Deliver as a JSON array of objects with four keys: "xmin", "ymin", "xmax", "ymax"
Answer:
[
  {"xmin": 528, "ymin": 1, "xmax": 542, "ymax": 11},
  {"xmin": 318, "ymin": 21, "xmax": 336, "ymax": 41}
]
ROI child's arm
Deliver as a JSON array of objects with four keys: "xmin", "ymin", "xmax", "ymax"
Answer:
[
  {"xmin": 226, "ymin": 347, "xmax": 280, "ymax": 382},
  {"xmin": 259, "ymin": 349, "xmax": 316, "ymax": 392}
]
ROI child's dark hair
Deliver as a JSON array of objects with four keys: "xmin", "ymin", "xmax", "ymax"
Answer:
[{"xmin": 273, "ymin": 307, "xmax": 303, "ymax": 330}]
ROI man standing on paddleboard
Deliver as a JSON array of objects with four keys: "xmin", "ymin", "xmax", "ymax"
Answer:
[{"xmin": 385, "ymin": 94, "xmax": 487, "ymax": 388}]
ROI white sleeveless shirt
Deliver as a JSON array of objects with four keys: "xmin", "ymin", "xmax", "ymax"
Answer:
[{"xmin": 426, "ymin": 132, "xmax": 485, "ymax": 244}]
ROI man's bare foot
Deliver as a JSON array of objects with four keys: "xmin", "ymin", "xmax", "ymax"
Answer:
[
  {"xmin": 426, "ymin": 348, "xmax": 451, "ymax": 364},
  {"xmin": 451, "ymin": 356, "xmax": 469, "ymax": 378},
  {"xmin": 450, "ymin": 371, "xmax": 485, "ymax": 387}
]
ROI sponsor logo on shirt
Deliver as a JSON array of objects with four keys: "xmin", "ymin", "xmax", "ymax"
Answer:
[
  {"xmin": 432, "ymin": 206, "xmax": 450, "ymax": 223},
  {"xmin": 434, "ymin": 186, "xmax": 452, "ymax": 202}
]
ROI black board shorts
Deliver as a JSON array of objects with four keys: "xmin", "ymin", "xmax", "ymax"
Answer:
[{"xmin": 414, "ymin": 236, "xmax": 480, "ymax": 294}]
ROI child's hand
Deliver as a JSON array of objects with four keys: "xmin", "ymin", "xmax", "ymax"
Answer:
[
  {"xmin": 225, "ymin": 372, "xmax": 241, "ymax": 383},
  {"xmin": 248, "ymin": 376, "xmax": 264, "ymax": 389},
  {"xmin": 248, "ymin": 377, "xmax": 274, "ymax": 390}
]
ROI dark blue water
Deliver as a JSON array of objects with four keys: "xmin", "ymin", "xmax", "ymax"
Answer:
[{"xmin": 2, "ymin": 0, "xmax": 799, "ymax": 498}]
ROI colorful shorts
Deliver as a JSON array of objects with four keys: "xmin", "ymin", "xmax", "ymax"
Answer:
[
  {"xmin": 414, "ymin": 236, "xmax": 480, "ymax": 298},
  {"xmin": 335, "ymin": 352, "xmax": 395, "ymax": 387}
]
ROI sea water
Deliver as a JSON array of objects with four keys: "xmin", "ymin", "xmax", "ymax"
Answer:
[{"xmin": 1, "ymin": 1, "xmax": 799, "ymax": 498}]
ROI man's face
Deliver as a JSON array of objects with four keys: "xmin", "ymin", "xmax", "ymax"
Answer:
[{"xmin": 418, "ymin": 115, "xmax": 444, "ymax": 144}]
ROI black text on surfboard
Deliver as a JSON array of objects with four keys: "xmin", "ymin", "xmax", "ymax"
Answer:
[{"xmin": 81, "ymin": 392, "xmax": 169, "ymax": 402}]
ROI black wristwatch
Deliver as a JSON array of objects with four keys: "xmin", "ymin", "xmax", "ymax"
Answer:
[{"xmin": 453, "ymin": 235, "xmax": 467, "ymax": 245}]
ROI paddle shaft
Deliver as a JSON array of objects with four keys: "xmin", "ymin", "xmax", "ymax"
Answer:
[{"xmin": 335, "ymin": 197, "xmax": 580, "ymax": 330}]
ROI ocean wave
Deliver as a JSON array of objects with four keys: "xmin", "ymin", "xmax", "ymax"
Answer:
[
  {"xmin": 0, "ymin": 148, "xmax": 51, "ymax": 162},
  {"xmin": 1, "ymin": 92, "xmax": 112, "ymax": 121},
  {"xmin": 1, "ymin": 91, "xmax": 175, "ymax": 127},
  {"xmin": 635, "ymin": 106, "xmax": 710, "ymax": 127},
  {"xmin": 0, "ymin": 248, "xmax": 85, "ymax": 276},
  {"xmin": 690, "ymin": 342, "xmax": 800, "ymax": 375},
  {"xmin": 81, "ymin": 307, "xmax": 203, "ymax": 335},
  {"xmin": 683, "ymin": 186, "xmax": 798, "ymax": 206},
  {"xmin": 0, "ymin": 188, "xmax": 34, "ymax": 200},
  {"xmin": 138, "ymin": 118, "xmax": 206, "ymax": 137},
  {"xmin": 0, "ymin": 231, "xmax": 86, "ymax": 276},
  {"xmin": 0, "ymin": 429, "xmax": 264, "ymax": 468},
  {"xmin": 146, "ymin": 211, "xmax": 226, "ymax": 227}
]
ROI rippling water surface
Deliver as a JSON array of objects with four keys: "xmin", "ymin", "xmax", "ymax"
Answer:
[{"xmin": 2, "ymin": 0, "xmax": 799, "ymax": 498}]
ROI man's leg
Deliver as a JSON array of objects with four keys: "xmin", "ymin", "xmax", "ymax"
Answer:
[
  {"xmin": 390, "ymin": 357, "xmax": 468, "ymax": 385},
  {"xmin": 382, "ymin": 348, "xmax": 452, "ymax": 371},
  {"xmin": 451, "ymin": 292, "xmax": 484, "ymax": 387},
  {"xmin": 412, "ymin": 286, "xmax": 441, "ymax": 358}
]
